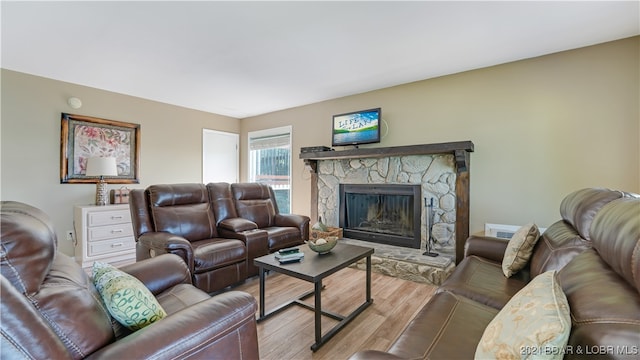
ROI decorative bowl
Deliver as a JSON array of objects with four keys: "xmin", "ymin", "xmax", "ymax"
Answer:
[{"xmin": 307, "ymin": 236, "xmax": 338, "ymax": 254}]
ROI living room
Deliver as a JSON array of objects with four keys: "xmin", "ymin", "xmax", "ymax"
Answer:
[
  {"xmin": 1, "ymin": 2, "xmax": 638, "ymax": 259},
  {"xmin": 1, "ymin": 2, "xmax": 639, "ymax": 358}
]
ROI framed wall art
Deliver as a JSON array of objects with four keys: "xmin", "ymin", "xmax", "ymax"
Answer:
[{"xmin": 60, "ymin": 113, "xmax": 140, "ymax": 184}]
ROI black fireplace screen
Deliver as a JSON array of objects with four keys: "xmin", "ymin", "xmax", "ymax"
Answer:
[{"xmin": 339, "ymin": 184, "xmax": 421, "ymax": 248}]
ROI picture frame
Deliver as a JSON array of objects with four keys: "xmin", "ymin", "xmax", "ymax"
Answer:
[{"xmin": 60, "ymin": 113, "xmax": 140, "ymax": 184}]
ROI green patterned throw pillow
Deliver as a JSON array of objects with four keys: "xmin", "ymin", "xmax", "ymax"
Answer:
[
  {"xmin": 475, "ymin": 271, "xmax": 571, "ymax": 360},
  {"xmin": 502, "ymin": 223, "xmax": 540, "ymax": 277},
  {"xmin": 93, "ymin": 262, "xmax": 167, "ymax": 330}
]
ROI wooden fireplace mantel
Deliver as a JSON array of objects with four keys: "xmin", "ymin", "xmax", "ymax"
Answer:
[{"xmin": 299, "ymin": 140, "xmax": 474, "ymax": 264}]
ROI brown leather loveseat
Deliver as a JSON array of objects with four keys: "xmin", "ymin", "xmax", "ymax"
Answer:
[
  {"xmin": 130, "ymin": 182, "xmax": 310, "ymax": 291},
  {"xmin": 1, "ymin": 201, "xmax": 259, "ymax": 359},
  {"xmin": 350, "ymin": 188, "xmax": 640, "ymax": 359}
]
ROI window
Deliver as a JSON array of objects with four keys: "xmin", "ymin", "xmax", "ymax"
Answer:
[{"xmin": 248, "ymin": 126, "xmax": 291, "ymax": 214}]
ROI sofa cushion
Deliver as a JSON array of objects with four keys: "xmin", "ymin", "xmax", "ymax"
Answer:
[
  {"xmin": 526, "ymin": 188, "xmax": 629, "ymax": 279},
  {"xmin": 558, "ymin": 249, "xmax": 640, "ymax": 357},
  {"xmin": 502, "ymin": 223, "xmax": 540, "ymax": 277},
  {"xmin": 93, "ymin": 262, "xmax": 167, "ymax": 331},
  {"xmin": 0, "ymin": 276, "xmax": 72, "ymax": 359},
  {"xmin": 191, "ymin": 238, "xmax": 247, "ymax": 273},
  {"xmin": 475, "ymin": 271, "xmax": 571, "ymax": 360},
  {"xmin": 439, "ymin": 255, "xmax": 528, "ymax": 309},
  {"xmin": 147, "ymin": 184, "xmax": 219, "ymax": 241},
  {"xmin": 559, "ymin": 187, "xmax": 624, "ymax": 241},
  {"xmin": 0, "ymin": 201, "xmax": 57, "ymax": 294},
  {"xmin": 151, "ymin": 203, "xmax": 219, "ymax": 242},
  {"xmin": 232, "ymin": 183, "xmax": 277, "ymax": 228},
  {"xmin": 155, "ymin": 283, "xmax": 211, "ymax": 315},
  {"xmin": 264, "ymin": 226, "xmax": 304, "ymax": 250},
  {"xmin": 529, "ymin": 220, "xmax": 592, "ymax": 278},
  {"xmin": 387, "ymin": 291, "xmax": 499, "ymax": 359},
  {"xmin": 236, "ymin": 201, "xmax": 276, "ymax": 228},
  {"xmin": 148, "ymin": 183, "xmax": 210, "ymax": 207},
  {"xmin": 1, "ymin": 202, "xmax": 115, "ymax": 359},
  {"xmin": 588, "ymin": 197, "xmax": 640, "ymax": 290},
  {"xmin": 207, "ymin": 182, "xmax": 239, "ymax": 222}
]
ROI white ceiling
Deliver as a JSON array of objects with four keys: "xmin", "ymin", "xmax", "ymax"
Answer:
[{"xmin": 2, "ymin": 1, "xmax": 638, "ymax": 118}]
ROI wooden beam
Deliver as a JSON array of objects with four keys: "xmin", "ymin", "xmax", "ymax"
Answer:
[
  {"xmin": 455, "ymin": 162, "xmax": 470, "ymax": 264},
  {"xmin": 454, "ymin": 149, "xmax": 469, "ymax": 172},
  {"xmin": 305, "ymin": 160, "xmax": 319, "ymax": 222},
  {"xmin": 300, "ymin": 141, "xmax": 474, "ymax": 160}
]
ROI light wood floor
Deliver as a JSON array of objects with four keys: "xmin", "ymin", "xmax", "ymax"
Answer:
[{"xmin": 234, "ymin": 267, "xmax": 436, "ymax": 360}]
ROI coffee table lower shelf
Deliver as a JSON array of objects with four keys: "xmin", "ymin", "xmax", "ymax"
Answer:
[
  {"xmin": 254, "ymin": 243, "xmax": 374, "ymax": 351},
  {"xmin": 257, "ymin": 283, "xmax": 373, "ymax": 351}
]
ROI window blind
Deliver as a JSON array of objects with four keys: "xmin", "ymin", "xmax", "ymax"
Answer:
[{"xmin": 249, "ymin": 133, "xmax": 290, "ymax": 150}]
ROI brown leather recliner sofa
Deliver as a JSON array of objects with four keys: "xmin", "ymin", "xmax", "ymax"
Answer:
[
  {"xmin": 1, "ymin": 201, "xmax": 259, "ymax": 360},
  {"xmin": 350, "ymin": 188, "xmax": 640, "ymax": 359},
  {"xmin": 130, "ymin": 183, "xmax": 310, "ymax": 291}
]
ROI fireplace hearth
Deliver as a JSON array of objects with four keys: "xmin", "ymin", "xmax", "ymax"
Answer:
[{"xmin": 339, "ymin": 184, "xmax": 421, "ymax": 249}]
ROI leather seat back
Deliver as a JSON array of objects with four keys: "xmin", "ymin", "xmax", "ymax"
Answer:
[
  {"xmin": 589, "ymin": 197, "xmax": 640, "ymax": 290},
  {"xmin": 231, "ymin": 183, "xmax": 278, "ymax": 228},
  {"xmin": 559, "ymin": 197, "xmax": 640, "ymax": 357},
  {"xmin": 559, "ymin": 187, "xmax": 626, "ymax": 241},
  {"xmin": 1, "ymin": 201, "xmax": 115, "ymax": 359},
  {"xmin": 1, "ymin": 276, "xmax": 72, "ymax": 359},
  {"xmin": 207, "ymin": 182, "xmax": 238, "ymax": 224},
  {"xmin": 147, "ymin": 184, "xmax": 219, "ymax": 241},
  {"xmin": 529, "ymin": 188, "xmax": 625, "ymax": 277}
]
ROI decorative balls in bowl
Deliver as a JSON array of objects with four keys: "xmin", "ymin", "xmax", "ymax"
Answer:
[{"xmin": 307, "ymin": 236, "xmax": 338, "ymax": 254}]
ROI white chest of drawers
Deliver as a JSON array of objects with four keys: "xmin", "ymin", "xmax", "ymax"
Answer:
[{"xmin": 74, "ymin": 204, "xmax": 136, "ymax": 269}]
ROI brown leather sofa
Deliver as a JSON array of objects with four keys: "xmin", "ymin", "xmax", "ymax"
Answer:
[
  {"xmin": 130, "ymin": 183, "xmax": 310, "ymax": 289},
  {"xmin": 350, "ymin": 188, "xmax": 640, "ymax": 359},
  {"xmin": 1, "ymin": 201, "xmax": 259, "ymax": 360}
]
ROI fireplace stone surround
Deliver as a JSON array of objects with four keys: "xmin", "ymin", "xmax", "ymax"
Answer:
[{"xmin": 300, "ymin": 141, "xmax": 474, "ymax": 285}]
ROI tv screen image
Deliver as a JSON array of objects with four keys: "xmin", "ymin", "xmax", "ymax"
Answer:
[{"xmin": 332, "ymin": 108, "xmax": 381, "ymax": 147}]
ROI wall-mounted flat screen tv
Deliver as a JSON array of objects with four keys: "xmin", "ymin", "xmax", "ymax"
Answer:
[{"xmin": 332, "ymin": 108, "xmax": 381, "ymax": 147}]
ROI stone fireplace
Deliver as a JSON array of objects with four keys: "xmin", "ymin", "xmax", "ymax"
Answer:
[
  {"xmin": 339, "ymin": 183, "xmax": 421, "ymax": 249},
  {"xmin": 316, "ymin": 154, "xmax": 458, "ymax": 258},
  {"xmin": 300, "ymin": 141, "xmax": 473, "ymax": 284}
]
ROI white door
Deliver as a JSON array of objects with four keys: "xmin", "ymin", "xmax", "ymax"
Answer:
[{"xmin": 203, "ymin": 129, "xmax": 239, "ymax": 183}]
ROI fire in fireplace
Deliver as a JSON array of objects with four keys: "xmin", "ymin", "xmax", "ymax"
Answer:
[{"xmin": 339, "ymin": 184, "xmax": 421, "ymax": 248}]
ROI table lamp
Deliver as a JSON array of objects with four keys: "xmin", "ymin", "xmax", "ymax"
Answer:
[{"xmin": 85, "ymin": 157, "xmax": 118, "ymax": 206}]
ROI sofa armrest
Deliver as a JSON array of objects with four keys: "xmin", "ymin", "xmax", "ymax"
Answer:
[
  {"xmin": 218, "ymin": 217, "xmax": 258, "ymax": 232},
  {"xmin": 137, "ymin": 232, "xmax": 195, "ymax": 271},
  {"xmin": 219, "ymin": 228, "xmax": 269, "ymax": 276},
  {"xmin": 464, "ymin": 235, "xmax": 509, "ymax": 262},
  {"xmin": 274, "ymin": 213, "xmax": 309, "ymax": 227},
  {"xmin": 120, "ymin": 254, "xmax": 192, "ymax": 295},
  {"xmin": 274, "ymin": 214, "xmax": 311, "ymax": 240},
  {"xmin": 86, "ymin": 291, "xmax": 259, "ymax": 360}
]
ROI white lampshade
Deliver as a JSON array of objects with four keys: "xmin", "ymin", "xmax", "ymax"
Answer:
[{"xmin": 85, "ymin": 157, "xmax": 118, "ymax": 177}]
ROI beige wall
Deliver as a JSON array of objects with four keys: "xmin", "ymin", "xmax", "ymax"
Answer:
[
  {"xmin": 241, "ymin": 37, "xmax": 640, "ymax": 235},
  {"xmin": 1, "ymin": 70, "xmax": 240, "ymax": 256},
  {"xmin": 2, "ymin": 37, "xmax": 638, "ymax": 257}
]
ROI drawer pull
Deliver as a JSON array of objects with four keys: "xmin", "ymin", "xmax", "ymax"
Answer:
[
  {"xmin": 111, "ymin": 215, "xmax": 124, "ymax": 220},
  {"xmin": 111, "ymin": 229, "xmax": 124, "ymax": 233},
  {"xmin": 111, "ymin": 243, "xmax": 124, "ymax": 248}
]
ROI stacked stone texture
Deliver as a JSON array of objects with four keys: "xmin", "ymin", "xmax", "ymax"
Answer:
[{"xmin": 317, "ymin": 154, "xmax": 456, "ymax": 255}]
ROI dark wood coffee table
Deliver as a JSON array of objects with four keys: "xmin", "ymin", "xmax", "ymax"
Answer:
[{"xmin": 254, "ymin": 242, "xmax": 374, "ymax": 351}]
